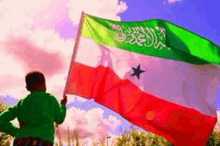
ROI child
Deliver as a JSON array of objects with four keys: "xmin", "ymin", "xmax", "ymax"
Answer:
[{"xmin": 0, "ymin": 71, "xmax": 67, "ymax": 146}]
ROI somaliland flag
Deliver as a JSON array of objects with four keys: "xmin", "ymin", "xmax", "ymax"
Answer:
[{"xmin": 64, "ymin": 12, "xmax": 220, "ymax": 146}]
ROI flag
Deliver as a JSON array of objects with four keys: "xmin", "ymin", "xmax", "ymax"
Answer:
[{"xmin": 64, "ymin": 12, "xmax": 220, "ymax": 146}]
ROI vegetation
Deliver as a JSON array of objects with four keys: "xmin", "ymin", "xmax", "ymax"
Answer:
[
  {"xmin": 115, "ymin": 126, "xmax": 220, "ymax": 146},
  {"xmin": 0, "ymin": 100, "xmax": 13, "ymax": 146},
  {"xmin": 115, "ymin": 126, "xmax": 173, "ymax": 146},
  {"xmin": 1, "ymin": 99, "xmax": 220, "ymax": 146}
]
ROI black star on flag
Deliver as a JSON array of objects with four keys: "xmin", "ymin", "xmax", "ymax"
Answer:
[{"xmin": 131, "ymin": 64, "xmax": 145, "ymax": 80}]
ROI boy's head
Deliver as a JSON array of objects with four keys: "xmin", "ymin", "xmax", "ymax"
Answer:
[{"xmin": 25, "ymin": 71, "xmax": 46, "ymax": 92}]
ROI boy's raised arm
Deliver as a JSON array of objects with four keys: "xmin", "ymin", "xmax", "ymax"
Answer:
[{"xmin": 52, "ymin": 95, "xmax": 66, "ymax": 124}]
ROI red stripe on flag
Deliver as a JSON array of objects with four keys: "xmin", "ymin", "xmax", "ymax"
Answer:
[{"xmin": 66, "ymin": 62, "xmax": 217, "ymax": 146}]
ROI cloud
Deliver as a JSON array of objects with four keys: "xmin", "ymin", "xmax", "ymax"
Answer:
[
  {"xmin": 0, "ymin": 75, "xmax": 24, "ymax": 91},
  {"xmin": 0, "ymin": 28, "xmax": 75, "ymax": 101},
  {"xmin": 0, "ymin": 0, "xmax": 129, "ymax": 100},
  {"xmin": 0, "ymin": 0, "xmax": 73, "ymax": 102},
  {"xmin": 0, "ymin": 0, "xmax": 69, "ymax": 32},
  {"xmin": 214, "ymin": 111, "xmax": 220, "ymax": 130},
  {"xmin": 76, "ymin": 96, "xmax": 88, "ymax": 103},
  {"xmin": 67, "ymin": 0, "xmax": 128, "ymax": 25},
  {"xmin": 0, "ymin": 0, "xmax": 75, "ymax": 99},
  {"xmin": 55, "ymin": 107, "xmax": 121, "ymax": 143},
  {"xmin": 3, "ymin": 36, "xmax": 65, "ymax": 77},
  {"xmin": 1, "ymin": 0, "xmax": 127, "ymax": 143},
  {"xmin": 168, "ymin": 0, "xmax": 182, "ymax": 3},
  {"xmin": 0, "ymin": 3, "xmax": 34, "ymax": 41}
]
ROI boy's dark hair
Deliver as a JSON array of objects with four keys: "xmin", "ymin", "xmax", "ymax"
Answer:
[{"xmin": 25, "ymin": 71, "xmax": 45, "ymax": 90}]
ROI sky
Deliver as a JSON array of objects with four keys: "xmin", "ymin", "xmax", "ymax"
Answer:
[{"xmin": 0, "ymin": 0, "xmax": 219, "ymax": 145}]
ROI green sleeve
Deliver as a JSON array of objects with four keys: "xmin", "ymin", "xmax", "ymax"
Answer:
[
  {"xmin": 0, "ymin": 103, "xmax": 20, "ymax": 137},
  {"xmin": 52, "ymin": 96, "xmax": 66, "ymax": 124}
]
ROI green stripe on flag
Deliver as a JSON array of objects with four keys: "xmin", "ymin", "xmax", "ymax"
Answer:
[{"xmin": 81, "ymin": 13, "xmax": 220, "ymax": 65}]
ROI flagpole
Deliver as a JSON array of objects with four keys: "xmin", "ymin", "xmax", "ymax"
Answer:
[{"xmin": 63, "ymin": 11, "xmax": 85, "ymax": 97}]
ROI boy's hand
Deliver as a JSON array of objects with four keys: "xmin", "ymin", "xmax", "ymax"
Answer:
[{"xmin": 61, "ymin": 95, "xmax": 67, "ymax": 104}]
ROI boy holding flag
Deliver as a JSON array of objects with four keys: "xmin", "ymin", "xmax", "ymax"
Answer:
[{"xmin": 0, "ymin": 71, "xmax": 67, "ymax": 146}]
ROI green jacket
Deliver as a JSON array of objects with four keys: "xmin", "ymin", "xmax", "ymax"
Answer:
[{"xmin": 0, "ymin": 91, "xmax": 66, "ymax": 144}]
